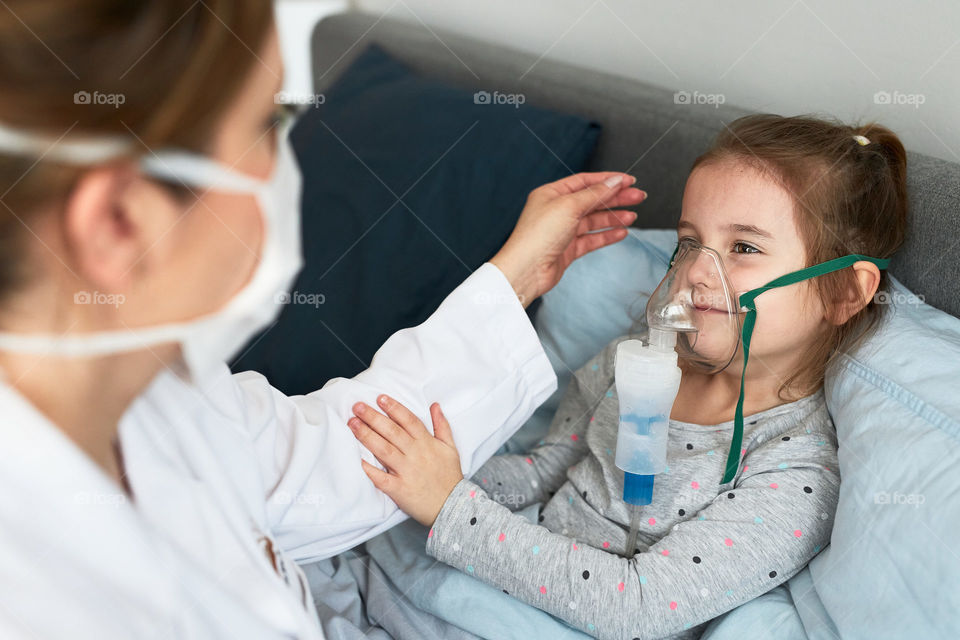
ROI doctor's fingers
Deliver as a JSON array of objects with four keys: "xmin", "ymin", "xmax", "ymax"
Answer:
[
  {"xmin": 348, "ymin": 417, "xmax": 404, "ymax": 470},
  {"xmin": 576, "ymin": 209, "xmax": 637, "ymax": 235},
  {"xmin": 352, "ymin": 401, "xmax": 415, "ymax": 448},
  {"xmin": 375, "ymin": 394, "xmax": 431, "ymax": 439},
  {"xmin": 560, "ymin": 182, "xmax": 646, "ymax": 220},
  {"xmin": 541, "ymin": 171, "xmax": 631, "ymax": 195}
]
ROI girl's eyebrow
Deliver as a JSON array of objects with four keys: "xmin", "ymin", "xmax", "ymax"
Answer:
[
  {"xmin": 677, "ymin": 220, "xmax": 774, "ymax": 241},
  {"xmin": 728, "ymin": 223, "xmax": 774, "ymax": 240}
]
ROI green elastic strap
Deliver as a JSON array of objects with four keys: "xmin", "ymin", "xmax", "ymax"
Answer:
[{"xmin": 721, "ymin": 254, "xmax": 891, "ymax": 483}]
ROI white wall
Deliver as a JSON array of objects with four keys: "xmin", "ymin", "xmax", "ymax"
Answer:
[
  {"xmin": 277, "ymin": 0, "xmax": 351, "ymax": 99},
  {"xmin": 352, "ymin": 0, "xmax": 960, "ymax": 163}
]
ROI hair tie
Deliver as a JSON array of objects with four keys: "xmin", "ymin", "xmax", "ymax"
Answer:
[{"xmin": 852, "ymin": 134, "xmax": 871, "ymax": 146}]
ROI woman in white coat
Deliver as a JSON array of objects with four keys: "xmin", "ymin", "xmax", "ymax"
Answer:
[{"xmin": 0, "ymin": 2, "xmax": 645, "ymax": 637}]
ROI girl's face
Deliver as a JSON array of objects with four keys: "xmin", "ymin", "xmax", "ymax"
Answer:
[{"xmin": 678, "ymin": 159, "xmax": 827, "ymax": 379}]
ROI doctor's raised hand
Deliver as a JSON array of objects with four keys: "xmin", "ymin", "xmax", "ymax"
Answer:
[{"xmin": 490, "ymin": 173, "xmax": 645, "ymax": 307}]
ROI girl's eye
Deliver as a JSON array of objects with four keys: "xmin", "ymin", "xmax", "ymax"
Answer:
[{"xmin": 732, "ymin": 241, "xmax": 760, "ymax": 255}]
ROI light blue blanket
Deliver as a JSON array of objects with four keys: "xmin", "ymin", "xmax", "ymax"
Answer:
[{"xmin": 363, "ymin": 503, "xmax": 592, "ymax": 640}]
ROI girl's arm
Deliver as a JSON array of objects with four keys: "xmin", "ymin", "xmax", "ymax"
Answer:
[
  {"xmin": 350, "ymin": 399, "xmax": 839, "ymax": 640},
  {"xmin": 425, "ymin": 423, "xmax": 839, "ymax": 640},
  {"xmin": 470, "ymin": 338, "xmax": 620, "ymax": 511}
]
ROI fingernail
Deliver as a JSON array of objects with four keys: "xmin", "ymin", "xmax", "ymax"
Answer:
[
  {"xmin": 378, "ymin": 394, "xmax": 389, "ymax": 407},
  {"xmin": 347, "ymin": 418, "xmax": 358, "ymax": 429},
  {"xmin": 353, "ymin": 402, "xmax": 366, "ymax": 415},
  {"xmin": 639, "ymin": 190, "xmax": 648, "ymax": 199},
  {"xmin": 627, "ymin": 175, "xmax": 637, "ymax": 185},
  {"xmin": 604, "ymin": 175, "xmax": 623, "ymax": 188}
]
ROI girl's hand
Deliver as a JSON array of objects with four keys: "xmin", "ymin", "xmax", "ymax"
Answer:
[
  {"xmin": 490, "ymin": 172, "xmax": 646, "ymax": 308},
  {"xmin": 348, "ymin": 395, "xmax": 463, "ymax": 527}
]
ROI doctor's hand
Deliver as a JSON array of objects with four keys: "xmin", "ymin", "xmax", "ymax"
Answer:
[
  {"xmin": 348, "ymin": 394, "xmax": 463, "ymax": 527},
  {"xmin": 490, "ymin": 172, "xmax": 646, "ymax": 308}
]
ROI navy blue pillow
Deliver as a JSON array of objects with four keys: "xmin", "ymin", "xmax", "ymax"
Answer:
[{"xmin": 231, "ymin": 45, "xmax": 601, "ymax": 395}]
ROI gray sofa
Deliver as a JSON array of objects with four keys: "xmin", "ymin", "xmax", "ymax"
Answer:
[{"xmin": 312, "ymin": 11, "xmax": 959, "ymax": 320}]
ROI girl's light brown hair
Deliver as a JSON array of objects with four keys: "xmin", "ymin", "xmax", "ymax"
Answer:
[
  {"xmin": 0, "ymin": 0, "xmax": 274, "ymax": 297},
  {"xmin": 691, "ymin": 114, "xmax": 908, "ymax": 400}
]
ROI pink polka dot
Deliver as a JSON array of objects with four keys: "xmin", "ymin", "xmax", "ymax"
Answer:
[
  {"xmin": 648, "ymin": 517, "xmax": 657, "ymax": 526},
  {"xmin": 469, "ymin": 490, "xmax": 476, "ymax": 498},
  {"xmin": 661, "ymin": 549, "xmax": 670, "ymax": 556},
  {"xmin": 481, "ymin": 478, "xmax": 488, "ymax": 484},
  {"xmin": 525, "ymin": 457, "xmax": 533, "ymax": 465},
  {"xmin": 769, "ymin": 483, "xmax": 779, "ymax": 489},
  {"xmin": 539, "ymin": 586, "xmax": 547, "ymax": 595},
  {"xmin": 498, "ymin": 533, "xmax": 506, "ymax": 542},
  {"xmin": 690, "ymin": 481, "xmax": 700, "ymax": 490},
  {"xmin": 570, "ymin": 434, "xmax": 579, "ymax": 441},
  {"xmin": 428, "ymin": 529, "xmax": 434, "ymax": 538},
  {"xmin": 669, "ymin": 601, "xmax": 678, "ymax": 610},
  {"xmin": 590, "ymin": 417, "xmax": 596, "ymax": 422},
  {"xmin": 741, "ymin": 448, "xmax": 747, "ymax": 456},
  {"xmin": 743, "ymin": 465, "xmax": 749, "ymax": 472},
  {"xmin": 602, "ymin": 541, "xmax": 610, "ymax": 549},
  {"xmin": 617, "ymin": 582, "xmax": 625, "ymax": 592},
  {"xmin": 794, "ymin": 529, "xmax": 803, "ymax": 538},
  {"xmin": 724, "ymin": 538, "xmax": 733, "ymax": 547},
  {"xmin": 572, "ymin": 543, "xmax": 578, "ymax": 551}
]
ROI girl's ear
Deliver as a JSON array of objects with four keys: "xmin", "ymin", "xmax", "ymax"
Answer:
[{"xmin": 827, "ymin": 261, "xmax": 882, "ymax": 326}]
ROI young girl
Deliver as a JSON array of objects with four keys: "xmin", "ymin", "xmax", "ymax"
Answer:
[{"xmin": 346, "ymin": 114, "xmax": 908, "ymax": 639}]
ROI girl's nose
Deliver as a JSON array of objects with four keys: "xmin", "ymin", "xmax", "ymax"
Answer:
[{"xmin": 685, "ymin": 248, "xmax": 722, "ymax": 288}]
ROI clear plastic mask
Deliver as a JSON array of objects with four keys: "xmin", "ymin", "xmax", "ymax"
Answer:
[{"xmin": 645, "ymin": 237, "xmax": 742, "ymax": 373}]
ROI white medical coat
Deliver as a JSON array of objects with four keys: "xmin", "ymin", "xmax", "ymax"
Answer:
[{"xmin": 0, "ymin": 263, "xmax": 557, "ymax": 639}]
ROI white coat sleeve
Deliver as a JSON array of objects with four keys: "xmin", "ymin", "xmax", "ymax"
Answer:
[{"xmin": 232, "ymin": 263, "xmax": 557, "ymax": 562}]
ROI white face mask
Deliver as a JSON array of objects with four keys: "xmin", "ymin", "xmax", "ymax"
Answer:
[{"xmin": 0, "ymin": 119, "xmax": 304, "ymax": 384}]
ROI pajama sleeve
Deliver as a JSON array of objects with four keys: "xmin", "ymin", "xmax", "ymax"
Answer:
[
  {"xmin": 425, "ymin": 422, "xmax": 840, "ymax": 640},
  {"xmin": 469, "ymin": 338, "xmax": 619, "ymax": 511}
]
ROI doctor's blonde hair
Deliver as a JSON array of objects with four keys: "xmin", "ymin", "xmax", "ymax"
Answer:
[
  {"xmin": 0, "ymin": 0, "xmax": 274, "ymax": 298},
  {"xmin": 691, "ymin": 114, "xmax": 909, "ymax": 399}
]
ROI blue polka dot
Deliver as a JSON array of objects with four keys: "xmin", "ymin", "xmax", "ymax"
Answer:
[
  {"xmin": 684, "ymin": 622, "xmax": 692, "ymax": 630},
  {"xmin": 532, "ymin": 545, "xmax": 540, "ymax": 555},
  {"xmin": 591, "ymin": 364, "xmax": 599, "ymax": 371},
  {"xmin": 725, "ymin": 589, "xmax": 735, "ymax": 597},
  {"xmin": 568, "ymin": 496, "xmax": 574, "ymax": 505},
  {"xmin": 706, "ymin": 450, "xmax": 715, "ymax": 456},
  {"xmin": 817, "ymin": 440, "xmax": 826, "ymax": 446},
  {"xmin": 466, "ymin": 565, "xmax": 475, "ymax": 573},
  {"xmin": 814, "ymin": 545, "xmax": 821, "ymax": 553},
  {"xmin": 638, "ymin": 576, "xmax": 647, "ymax": 584},
  {"xmin": 778, "ymin": 462, "xmax": 789, "ymax": 469},
  {"xmin": 606, "ymin": 390, "xmax": 613, "ymax": 398},
  {"xmin": 664, "ymin": 465, "xmax": 670, "ymax": 474},
  {"xmin": 754, "ymin": 516, "xmax": 764, "ymax": 524},
  {"xmin": 698, "ymin": 515, "xmax": 706, "ymax": 521},
  {"xmin": 606, "ymin": 448, "xmax": 613, "ymax": 456},
  {"xmin": 806, "ymin": 428, "xmax": 812, "ymax": 434},
  {"xmin": 587, "ymin": 623, "xmax": 595, "ymax": 631}
]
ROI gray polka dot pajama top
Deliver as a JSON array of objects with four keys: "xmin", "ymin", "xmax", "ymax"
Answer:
[{"xmin": 425, "ymin": 334, "xmax": 840, "ymax": 640}]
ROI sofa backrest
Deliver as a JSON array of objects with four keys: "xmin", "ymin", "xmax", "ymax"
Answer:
[{"xmin": 312, "ymin": 11, "xmax": 960, "ymax": 318}]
